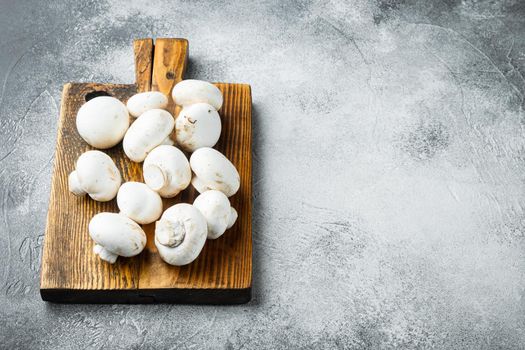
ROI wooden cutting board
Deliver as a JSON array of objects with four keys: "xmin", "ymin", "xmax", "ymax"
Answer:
[{"xmin": 40, "ymin": 38, "xmax": 252, "ymax": 304}]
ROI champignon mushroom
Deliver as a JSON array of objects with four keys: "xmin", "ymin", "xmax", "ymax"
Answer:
[
  {"xmin": 171, "ymin": 79, "xmax": 223, "ymax": 110},
  {"xmin": 89, "ymin": 212, "xmax": 147, "ymax": 264},
  {"xmin": 190, "ymin": 147, "xmax": 240, "ymax": 197},
  {"xmin": 155, "ymin": 203, "xmax": 207, "ymax": 266},
  {"xmin": 175, "ymin": 102, "xmax": 221, "ymax": 152},
  {"xmin": 143, "ymin": 145, "xmax": 191, "ymax": 198},
  {"xmin": 126, "ymin": 91, "xmax": 168, "ymax": 118},
  {"xmin": 193, "ymin": 190, "xmax": 238, "ymax": 239},
  {"xmin": 68, "ymin": 150, "xmax": 121, "ymax": 201},
  {"xmin": 117, "ymin": 182, "xmax": 163, "ymax": 224},
  {"xmin": 76, "ymin": 96, "xmax": 129, "ymax": 149},
  {"xmin": 123, "ymin": 109, "xmax": 175, "ymax": 162}
]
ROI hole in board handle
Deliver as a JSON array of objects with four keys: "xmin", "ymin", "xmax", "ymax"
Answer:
[{"xmin": 85, "ymin": 90, "xmax": 111, "ymax": 101}]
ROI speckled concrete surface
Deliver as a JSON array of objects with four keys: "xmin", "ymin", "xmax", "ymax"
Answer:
[{"xmin": 0, "ymin": 0, "xmax": 524, "ymax": 348}]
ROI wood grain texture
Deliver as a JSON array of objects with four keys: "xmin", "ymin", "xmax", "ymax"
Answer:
[
  {"xmin": 40, "ymin": 83, "xmax": 140, "ymax": 293},
  {"xmin": 150, "ymin": 38, "xmax": 187, "ymax": 151},
  {"xmin": 138, "ymin": 83, "xmax": 252, "ymax": 291},
  {"xmin": 151, "ymin": 39, "xmax": 187, "ymax": 95},
  {"xmin": 133, "ymin": 38, "xmax": 154, "ymax": 93},
  {"xmin": 40, "ymin": 38, "xmax": 252, "ymax": 304}
]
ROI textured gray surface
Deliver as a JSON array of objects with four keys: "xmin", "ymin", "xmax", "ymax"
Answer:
[{"xmin": 0, "ymin": 0, "xmax": 524, "ymax": 348}]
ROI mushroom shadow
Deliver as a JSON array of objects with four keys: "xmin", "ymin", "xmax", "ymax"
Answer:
[
  {"xmin": 185, "ymin": 57, "xmax": 198, "ymax": 79},
  {"xmin": 184, "ymin": 57, "xmax": 226, "ymax": 82}
]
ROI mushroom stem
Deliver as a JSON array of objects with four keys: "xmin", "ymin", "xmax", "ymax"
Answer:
[
  {"xmin": 93, "ymin": 244, "xmax": 118, "ymax": 264},
  {"xmin": 68, "ymin": 171, "xmax": 87, "ymax": 196},
  {"xmin": 143, "ymin": 164, "xmax": 168, "ymax": 191},
  {"xmin": 227, "ymin": 207, "xmax": 238, "ymax": 229},
  {"xmin": 156, "ymin": 219, "xmax": 186, "ymax": 248},
  {"xmin": 160, "ymin": 136, "xmax": 174, "ymax": 146}
]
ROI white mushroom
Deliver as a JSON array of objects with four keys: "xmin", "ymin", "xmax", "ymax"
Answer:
[
  {"xmin": 193, "ymin": 190, "xmax": 238, "ymax": 239},
  {"xmin": 155, "ymin": 203, "xmax": 207, "ymax": 266},
  {"xmin": 123, "ymin": 109, "xmax": 175, "ymax": 162},
  {"xmin": 143, "ymin": 145, "xmax": 191, "ymax": 198},
  {"xmin": 89, "ymin": 212, "xmax": 147, "ymax": 264},
  {"xmin": 175, "ymin": 102, "xmax": 221, "ymax": 152},
  {"xmin": 190, "ymin": 147, "xmax": 240, "ymax": 197},
  {"xmin": 171, "ymin": 79, "xmax": 223, "ymax": 110},
  {"xmin": 117, "ymin": 182, "xmax": 163, "ymax": 224},
  {"xmin": 126, "ymin": 91, "xmax": 168, "ymax": 118},
  {"xmin": 76, "ymin": 96, "xmax": 129, "ymax": 149},
  {"xmin": 68, "ymin": 150, "xmax": 121, "ymax": 201}
]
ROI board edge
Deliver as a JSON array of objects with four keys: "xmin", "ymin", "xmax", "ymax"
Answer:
[{"xmin": 40, "ymin": 287, "xmax": 251, "ymax": 304}]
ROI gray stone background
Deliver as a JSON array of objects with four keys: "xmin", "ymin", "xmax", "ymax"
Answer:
[{"xmin": 0, "ymin": 0, "xmax": 524, "ymax": 348}]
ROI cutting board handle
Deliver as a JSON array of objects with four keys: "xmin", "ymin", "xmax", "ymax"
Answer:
[{"xmin": 133, "ymin": 38, "xmax": 188, "ymax": 100}]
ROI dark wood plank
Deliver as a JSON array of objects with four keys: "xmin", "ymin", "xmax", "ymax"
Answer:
[{"xmin": 40, "ymin": 38, "xmax": 252, "ymax": 303}]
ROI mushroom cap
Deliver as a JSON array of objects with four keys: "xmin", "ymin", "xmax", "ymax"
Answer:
[
  {"xmin": 123, "ymin": 109, "xmax": 175, "ymax": 162},
  {"xmin": 171, "ymin": 79, "xmax": 223, "ymax": 110},
  {"xmin": 89, "ymin": 213, "xmax": 147, "ymax": 258},
  {"xmin": 117, "ymin": 182, "xmax": 163, "ymax": 224},
  {"xmin": 72, "ymin": 150, "xmax": 121, "ymax": 201},
  {"xmin": 193, "ymin": 190, "xmax": 237, "ymax": 239},
  {"xmin": 126, "ymin": 92, "xmax": 168, "ymax": 118},
  {"xmin": 175, "ymin": 103, "xmax": 221, "ymax": 152},
  {"xmin": 189, "ymin": 147, "xmax": 240, "ymax": 197},
  {"xmin": 154, "ymin": 203, "xmax": 207, "ymax": 266},
  {"xmin": 76, "ymin": 96, "xmax": 129, "ymax": 149},
  {"xmin": 143, "ymin": 145, "xmax": 191, "ymax": 198}
]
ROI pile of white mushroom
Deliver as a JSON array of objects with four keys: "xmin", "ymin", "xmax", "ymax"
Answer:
[{"xmin": 70, "ymin": 80, "xmax": 240, "ymax": 265}]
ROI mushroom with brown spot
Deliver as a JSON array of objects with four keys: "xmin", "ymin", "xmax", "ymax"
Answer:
[{"xmin": 175, "ymin": 102, "xmax": 221, "ymax": 152}]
